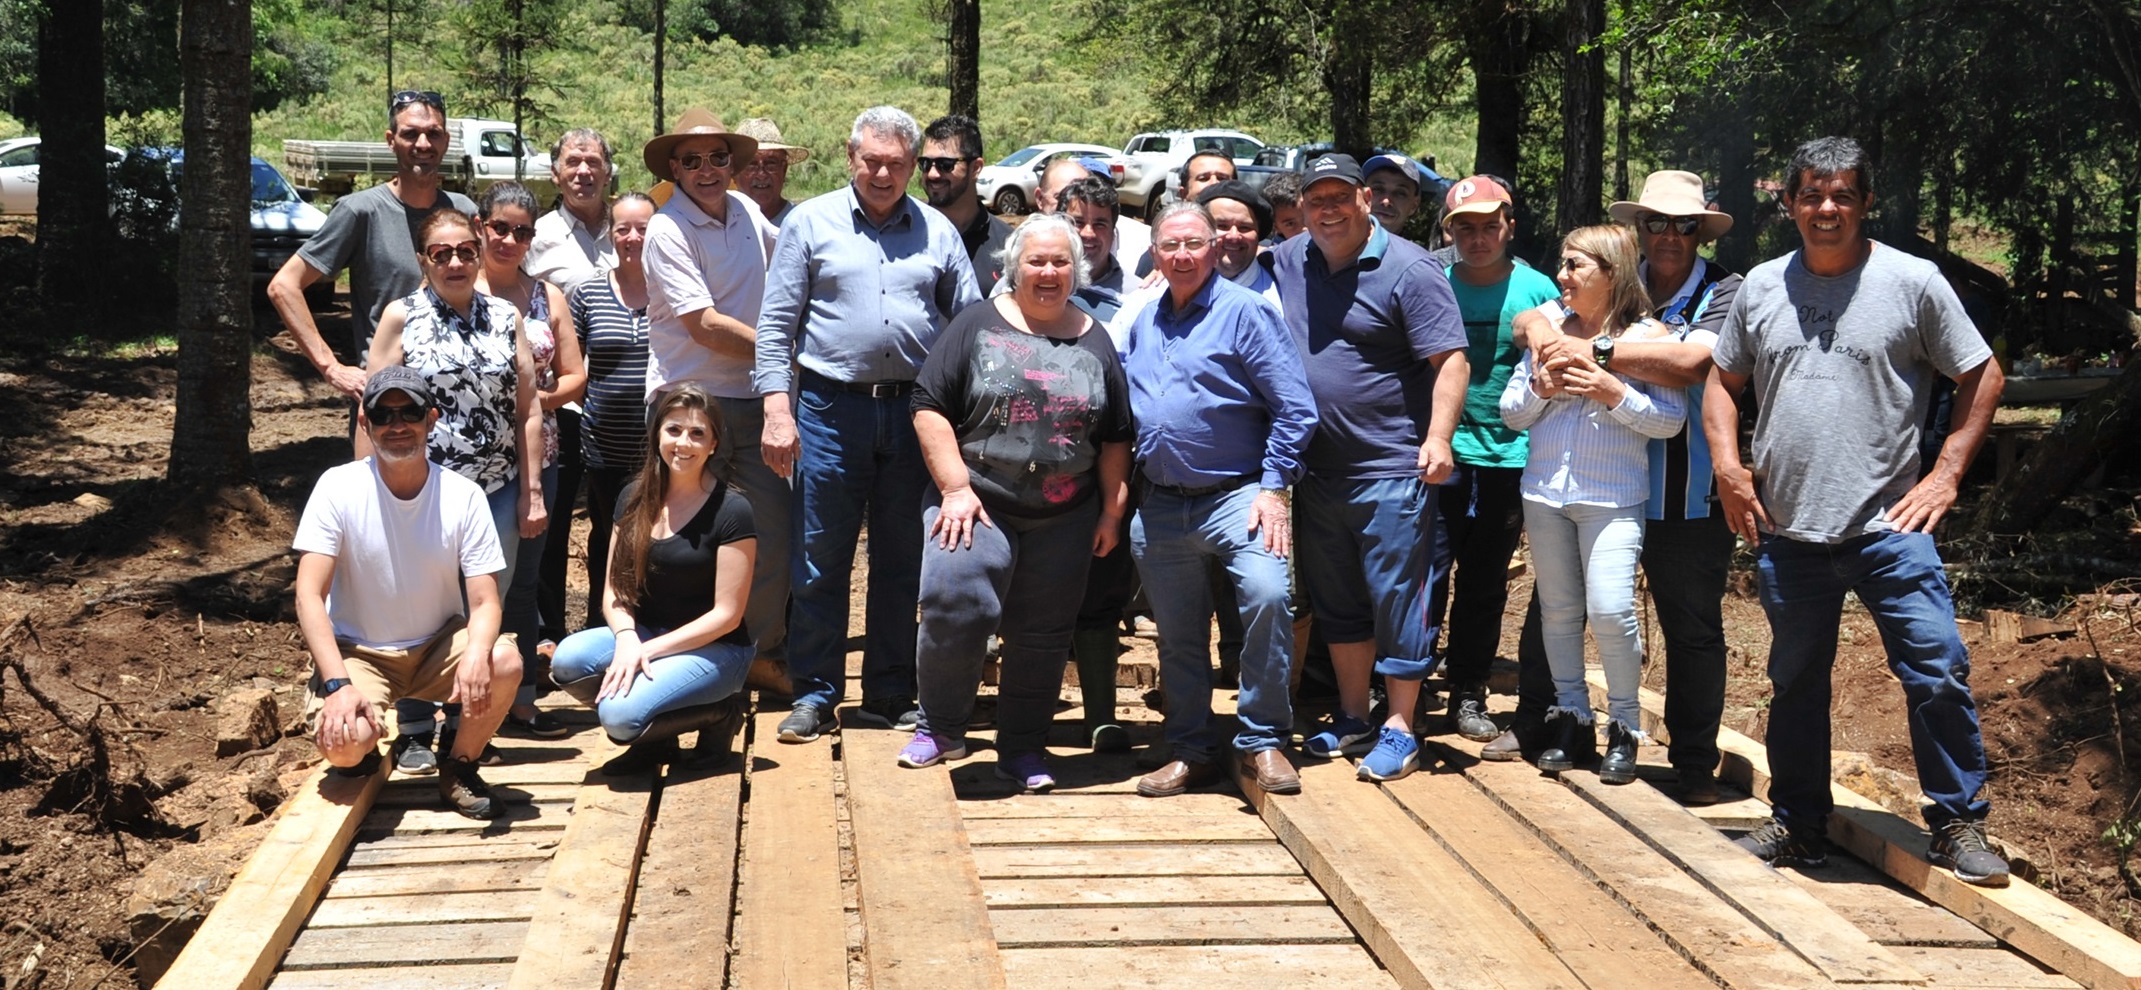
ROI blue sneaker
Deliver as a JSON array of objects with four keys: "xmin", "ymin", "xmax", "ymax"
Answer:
[
  {"xmin": 995, "ymin": 751, "xmax": 1056, "ymax": 793},
  {"xmin": 1304, "ymin": 714, "xmax": 1376, "ymax": 758},
  {"xmin": 1357, "ymin": 727, "xmax": 1420, "ymax": 782},
  {"xmin": 896, "ymin": 732, "xmax": 967, "ymax": 768}
]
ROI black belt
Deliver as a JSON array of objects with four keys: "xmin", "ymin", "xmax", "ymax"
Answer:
[
  {"xmin": 803, "ymin": 369, "xmax": 915, "ymax": 398},
  {"xmin": 1139, "ymin": 473, "xmax": 1256, "ymax": 498}
]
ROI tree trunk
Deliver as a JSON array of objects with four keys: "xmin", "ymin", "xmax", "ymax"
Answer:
[
  {"xmin": 653, "ymin": 0, "xmax": 666, "ymax": 136},
  {"xmin": 1468, "ymin": 4, "xmax": 1528, "ymax": 182},
  {"xmin": 1614, "ymin": 44, "xmax": 1629, "ymax": 203},
  {"xmin": 511, "ymin": 0, "xmax": 526, "ymax": 182},
  {"xmin": 35, "ymin": 0, "xmax": 107, "ymax": 339},
  {"xmin": 1713, "ymin": 112, "xmax": 1757, "ymax": 275},
  {"xmin": 1974, "ymin": 317, "xmax": 2141, "ymax": 535},
  {"xmin": 170, "ymin": 0, "xmax": 255, "ymax": 489},
  {"xmin": 946, "ymin": 0, "xmax": 980, "ymax": 120},
  {"xmin": 1325, "ymin": 3, "xmax": 1374, "ymax": 160},
  {"xmin": 2120, "ymin": 177, "xmax": 2138, "ymax": 310},
  {"xmin": 1555, "ymin": 0, "xmax": 1606, "ymax": 233}
]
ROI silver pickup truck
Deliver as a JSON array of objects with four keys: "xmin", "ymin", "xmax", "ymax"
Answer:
[{"xmin": 284, "ymin": 117, "xmax": 554, "ymax": 198}]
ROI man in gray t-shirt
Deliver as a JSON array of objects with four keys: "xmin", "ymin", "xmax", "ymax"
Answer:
[
  {"xmin": 267, "ymin": 91, "xmax": 477, "ymax": 400},
  {"xmin": 1705, "ymin": 137, "xmax": 2010, "ymax": 887}
]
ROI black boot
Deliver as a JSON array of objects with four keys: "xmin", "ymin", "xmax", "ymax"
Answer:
[
  {"xmin": 1599, "ymin": 720, "xmax": 1638, "ymax": 784},
  {"xmin": 1534, "ymin": 710, "xmax": 1595, "ymax": 774},
  {"xmin": 553, "ymin": 673, "xmax": 602, "ymax": 708},
  {"xmin": 602, "ymin": 697, "xmax": 746, "ymax": 776},
  {"xmin": 1074, "ymin": 629, "xmax": 1130, "ymax": 751}
]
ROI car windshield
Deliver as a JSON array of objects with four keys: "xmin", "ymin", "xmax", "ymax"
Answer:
[
  {"xmin": 251, "ymin": 161, "xmax": 297, "ymax": 204},
  {"xmin": 997, "ymin": 147, "xmax": 1043, "ymax": 167}
]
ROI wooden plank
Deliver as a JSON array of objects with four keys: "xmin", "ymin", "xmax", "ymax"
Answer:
[
  {"xmin": 981, "ymin": 874, "xmax": 1325, "ymax": 908},
  {"xmin": 505, "ymin": 735, "xmax": 655, "ymax": 990},
  {"xmin": 153, "ymin": 767, "xmax": 386, "ymax": 990},
  {"xmin": 357, "ymin": 799, "xmax": 573, "ymax": 835},
  {"xmin": 1374, "ymin": 764, "xmax": 1720, "ymax": 990},
  {"xmin": 325, "ymin": 860, "xmax": 549, "ymax": 897},
  {"xmin": 999, "ymin": 945, "xmax": 1399, "ymax": 990},
  {"xmin": 1557, "ymin": 767, "xmax": 1925, "ymax": 985},
  {"xmin": 950, "ymin": 750, "xmax": 1147, "ymax": 796},
  {"xmin": 845, "ymin": 722, "xmax": 1007, "ymax": 990},
  {"xmin": 957, "ymin": 792, "xmax": 1254, "ymax": 819},
  {"xmin": 972, "ymin": 842, "xmax": 1305, "ymax": 879},
  {"xmin": 729, "ymin": 709, "xmax": 846, "ymax": 990},
  {"xmin": 343, "ymin": 841, "xmax": 558, "ymax": 869},
  {"xmin": 267, "ymin": 963, "xmax": 513, "ymax": 990},
  {"xmin": 1885, "ymin": 946, "xmax": 2084, "ymax": 988},
  {"xmin": 374, "ymin": 782, "xmax": 582, "ymax": 807},
  {"xmin": 280, "ymin": 920, "xmax": 527, "ymax": 970},
  {"xmin": 1440, "ymin": 741, "xmax": 1842, "ymax": 990},
  {"xmin": 963, "ymin": 815, "xmax": 1271, "ymax": 846},
  {"xmin": 1779, "ymin": 855, "xmax": 2002, "ymax": 949},
  {"xmin": 989, "ymin": 904, "xmax": 1355, "ymax": 947},
  {"xmin": 305, "ymin": 889, "xmax": 539, "ymax": 928},
  {"xmin": 614, "ymin": 740, "xmax": 746, "ymax": 990},
  {"xmin": 1235, "ymin": 753, "xmax": 1586, "ymax": 990}
]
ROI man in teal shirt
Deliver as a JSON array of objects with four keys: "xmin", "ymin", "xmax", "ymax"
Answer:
[{"xmin": 1428, "ymin": 175, "xmax": 1560, "ymax": 742}]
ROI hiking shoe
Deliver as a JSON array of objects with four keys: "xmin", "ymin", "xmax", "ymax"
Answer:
[
  {"xmin": 996, "ymin": 751, "xmax": 1056, "ymax": 793},
  {"xmin": 852, "ymin": 696, "xmax": 921, "ymax": 731},
  {"xmin": 1357, "ymin": 727, "xmax": 1420, "ymax": 782},
  {"xmin": 1303, "ymin": 714, "xmax": 1376, "ymax": 758},
  {"xmin": 501, "ymin": 709, "xmax": 571, "ymax": 739},
  {"xmin": 1735, "ymin": 817, "xmax": 1828, "ymax": 868},
  {"xmin": 1448, "ymin": 686, "xmax": 1500, "ymax": 742},
  {"xmin": 1929, "ymin": 818, "xmax": 2011, "ymax": 887},
  {"xmin": 330, "ymin": 749, "xmax": 384, "ymax": 778},
  {"xmin": 777, "ymin": 702, "xmax": 836, "ymax": 743},
  {"xmin": 391, "ymin": 733, "xmax": 437, "ymax": 776},
  {"xmin": 897, "ymin": 732, "xmax": 968, "ymax": 768},
  {"xmin": 437, "ymin": 756, "xmax": 502, "ymax": 820}
]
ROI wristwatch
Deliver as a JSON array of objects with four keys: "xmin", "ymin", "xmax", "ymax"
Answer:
[
  {"xmin": 1591, "ymin": 335, "xmax": 1615, "ymax": 370},
  {"xmin": 1258, "ymin": 487, "xmax": 1290, "ymax": 504},
  {"xmin": 318, "ymin": 677, "xmax": 352, "ymax": 698}
]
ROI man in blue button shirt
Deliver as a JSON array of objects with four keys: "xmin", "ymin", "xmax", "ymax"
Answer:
[
  {"xmin": 755, "ymin": 105, "xmax": 983, "ymax": 743},
  {"xmin": 1268, "ymin": 154, "xmax": 1470, "ymax": 783},
  {"xmin": 1122, "ymin": 202, "xmax": 1318, "ymax": 798}
]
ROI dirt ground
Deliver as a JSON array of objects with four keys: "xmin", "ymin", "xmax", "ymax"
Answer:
[{"xmin": 4, "ymin": 319, "xmax": 2141, "ymax": 987}]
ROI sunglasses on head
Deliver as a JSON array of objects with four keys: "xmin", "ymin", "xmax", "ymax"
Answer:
[
  {"xmin": 389, "ymin": 89, "xmax": 444, "ymax": 115},
  {"xmin": 673, "ymin": 150, "xmax": 733, "ymax": 172},
  {"xmin": 424, "ymin": 241, "xmax": 480, "ymax": 265},
  {"xmin": 365, "ymin": 403, "xmax": 428, "ymax": 426},
  {"xmin": 485, "ymin": 219, "xmax": 536, "ymax": 243},
  {"xmin": 1640, "ymin": 214, "xmax": 1703, "ymax": 236},
  {"xmin": 918, "ymin": 156, "xmax": 967, "ymax": 175}
]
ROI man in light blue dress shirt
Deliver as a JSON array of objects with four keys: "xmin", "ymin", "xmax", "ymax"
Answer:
[{"xmin": 755, "ymin": 106, "xmax": 983, "ymax": 743}]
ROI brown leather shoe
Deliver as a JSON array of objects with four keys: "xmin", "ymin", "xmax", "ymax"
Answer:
[
  {"xmin": 1480, "ymin": 727, "xmax": 1525, "ymax": 762},
  {"xmin": 1247, "ymin": 748, "xmax": 1301, "ymax": 794},
  {"xmin": 1137, "ymin": 759, "xmax": 1223, "ymax": 797}
]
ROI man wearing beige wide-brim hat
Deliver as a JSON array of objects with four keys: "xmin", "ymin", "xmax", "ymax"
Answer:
[{"xmin": 735, "ymin": 117, "xmax": 810, "ymax": 227}]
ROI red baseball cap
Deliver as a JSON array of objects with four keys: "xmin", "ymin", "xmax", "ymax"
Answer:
[{"xmin": 1444, "ymin": 175, "xmax": 1513, "ymax": 218}]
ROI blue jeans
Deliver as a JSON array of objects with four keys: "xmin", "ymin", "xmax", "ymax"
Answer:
[
  {"xmin": 1427, "ymin": 464, "xmax": 1526, "ymax": 685},
  {"xmin": 1295, "ymin": 474, "xmax": 1437, "ymax": 680},
  {"xmin": 915, "ymin": 496, "xmax": 1099, "ymax": 753},
  {"xmin": 1757, "ymin": 530, "xmax": 1990, "ymax": 831},
  {"xmin": 786, "ymin": 374, "xmax": 926, "ymax": 709},
  {"xmin": 505, "ymin": 464, "xmax": 560, "ymax": 704},
  {"xmin": 549, "ymin": 626, "xmax": 752, "ymax": 743},
  {"xmin": 1130, "ymin": 484, "xmax": 1294, "ymax": 761},
  {"xmin": 1523, "ymin": 499, "xmax": 1645, "ymax": 727},
  {"xmin": 397, "ymin": 478, "xmax": 523, "ymax": 735}
]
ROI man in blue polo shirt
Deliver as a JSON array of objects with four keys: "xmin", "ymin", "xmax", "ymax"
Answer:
[
  {"xmin": 1123, "ymin": 202, "xmax": 1318, "ymax": 798},
  {"xmin": 1268, "ymin": 154, "xmax": 1469, "ymax": 782}
]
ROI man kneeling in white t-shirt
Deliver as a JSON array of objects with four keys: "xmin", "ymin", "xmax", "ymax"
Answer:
[{"xmin": 292, "ymin": 366, "xmax": 523, "ymax": 819}]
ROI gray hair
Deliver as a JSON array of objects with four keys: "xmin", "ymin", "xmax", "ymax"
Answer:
[
  {"xmin": 1151, "ymin": 201, "xmax": 1216, "ymax": 237},
  {"xmin": 997, "ymin": 214, "xmax": 1090, "ymax": 294},
  {"xmin": 550, "ymin": 128, "xmax": 614, "ymax": 169},
  {"xmin": 849, "ymin": 105, "xmax": 922, "ymax": 155}
]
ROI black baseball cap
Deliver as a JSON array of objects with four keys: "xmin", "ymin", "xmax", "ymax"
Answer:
[
  {"xmin": 1303, "ymin": 153, "xmax": 1364, "ymax": 190},
  {"xmin": 362, "ymin": 366, "xmax": 436, "ymax": 413}
]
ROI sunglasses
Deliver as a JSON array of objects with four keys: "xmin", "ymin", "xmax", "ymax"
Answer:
[
  {"xmin": 1559, "ymin": 256, "xmax": 1605, "ymax": 273},
  {"xmin": 918, "ymin": 156, "xmax": 967, "ymax": 176},
  {"xmin": 673, "ymin": 150, "xmax": 733, "ymax": 172},
  {"xmin": 389, "ymin": 89, "xmax": 444, "ymax": 115},
  {"xmin": 365, "ymin": 404, "xmax": 428, "ymax": 426},
  {"xmin": 485, "ymin": 219, "xmax": 536, "ymax": 243},
  {"xmin": 1640, "ymin": 214, "xmax": 1703, "ymax": 236},
  {"xmin": 424, "ymin": 241, "xmax": 480, "ymax": 266}
]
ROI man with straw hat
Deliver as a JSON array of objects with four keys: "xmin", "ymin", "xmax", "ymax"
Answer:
[{"xmin": 735, "ymin": 117, "xmax": 811, "ymax": 227}]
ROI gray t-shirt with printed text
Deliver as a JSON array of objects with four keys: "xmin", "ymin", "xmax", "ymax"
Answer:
[{"xmin": 1712, "ymin": 242, "xmax": 1991, "ymax": 543}]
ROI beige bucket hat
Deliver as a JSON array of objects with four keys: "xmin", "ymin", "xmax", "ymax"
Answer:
[{"xmin": 1608, "ymin": 170, "xmax": 1734, "ymax": 241}]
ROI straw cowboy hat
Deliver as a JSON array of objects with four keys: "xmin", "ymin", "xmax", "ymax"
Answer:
[
  {"xmin": 736, "ymin": 118, "xmax": 811, "ymax": 165},
  {"xmin": 1608, "ymin": 170, "xmax": 1734, "ymax": 241},
  {"xmin": 641, "ymin": 108, "xmax": 759, "ymax": 179}
]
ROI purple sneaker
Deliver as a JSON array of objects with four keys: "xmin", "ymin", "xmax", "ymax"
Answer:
[
  {"xmin": 995, "ymin": 751, "xmax": 1056, "ymax": 793},
  {"xmin": 897, "ymin": 732, "xmax": 967, "ymax": 768}
]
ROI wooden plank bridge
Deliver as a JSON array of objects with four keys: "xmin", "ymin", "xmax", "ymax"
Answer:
[{"xmin": 150, "ymin": 667, "xmax": 2141, "ymax": 990}]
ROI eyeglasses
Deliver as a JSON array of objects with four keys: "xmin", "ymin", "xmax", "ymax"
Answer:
[
  {"xmin": 365, "ymin": 404, "xmax": 428, "ymax": 426},
  {"xmin": 1156, "ymin": 237, "xmax": 1212, "ymax": 253},
  {"xmin": 485, "ymin": 219, "xmax": 536, "ymax": 243},
  {"xmin": 424, "ymin": 241, "xmax": 480, "ymax": 265},
  {"xmin": 1640, "ymin": 214, "xmax": 1703, "ymax": 236},
  {"xmin": 389, "ymin": 90, "xmax": 444, "ymax": 115},
  {"xmin": 918, "ymin": 157, "xmax": 967, "ymax": 175},
  {"xmin": 1559, "ymin": 256, "xmax": 1604, "ymax": 273},
  {"xmin": 673, "ymin": 150, "xmax": 733, "ymax": 172}
]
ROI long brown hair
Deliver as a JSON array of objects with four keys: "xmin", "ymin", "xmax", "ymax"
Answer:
[
  {"xmin": 608, "ymin": 384, "xmax": 729, "ymax": 609},
  {"xmin": 1561, "ymin": 224, "xmax": 1650, "ymax": 334}
]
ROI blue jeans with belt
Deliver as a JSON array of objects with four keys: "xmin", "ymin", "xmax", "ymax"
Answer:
[
  {"xmin": 785, "ymin": 373, "xmax": 926, "ymax": 710},
  {"xmin": 1757, "ymin": 529, "xmax": 1990, "ymax": 832}
]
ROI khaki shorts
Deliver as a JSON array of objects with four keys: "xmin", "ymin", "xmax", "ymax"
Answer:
[{"xmin": 304, "ymin": 617, "xmax": 517, "ymax": 731}]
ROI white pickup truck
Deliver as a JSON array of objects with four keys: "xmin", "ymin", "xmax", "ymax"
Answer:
[
  {"xmin": 283, "ymin": 118, "xmax": 553, "ymax": 198},
  {"xmin": 1109, "ymin": 128, "xmax": 1265, "ymax": 219}
]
